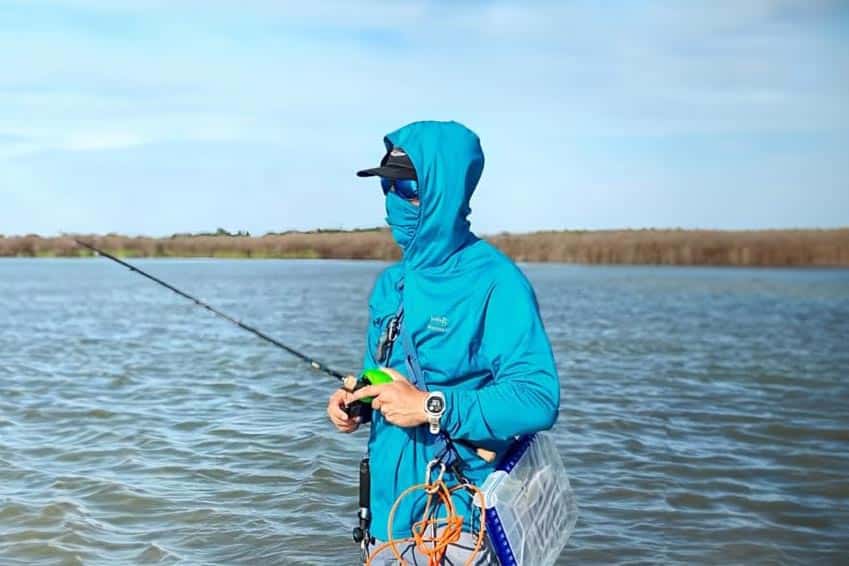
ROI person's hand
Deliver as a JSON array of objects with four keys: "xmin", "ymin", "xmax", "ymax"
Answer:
[
  {"xmin": 327, "ymin": 386, "xmax": 360, "ymax": 433},
  {"xmin": 350, "ymin": 367, "xmax": 428, "ymax": 428}
]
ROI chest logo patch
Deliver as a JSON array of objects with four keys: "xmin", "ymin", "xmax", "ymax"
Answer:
[{"xmin": 427, "ymin": 315, "xmax": 449, "ymax": 333}]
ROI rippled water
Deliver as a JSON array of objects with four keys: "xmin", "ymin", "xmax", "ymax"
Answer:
[{"xmin": 1, "ymin": 259, "xmax": 848, "ymax": 565}]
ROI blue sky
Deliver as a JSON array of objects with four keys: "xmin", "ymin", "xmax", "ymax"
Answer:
[{"xmin": 1, "ymin": 0, "xmax": 847, "ymax": 236}]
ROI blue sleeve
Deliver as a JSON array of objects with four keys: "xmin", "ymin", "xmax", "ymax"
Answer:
[
  {"xmin": 362, "ymin": 269, "xmax": 389, "ymax": 372},
  {"xmin": 360, "ymin": 267, "xmax": 400, "ymax": 425},
  {"xmin": 362, "ymin": 313, "xmax": 378, "ymax": 373},
  {"xmin": 441, "ymin": 274, "xmax": 560, "ymax": 443}
]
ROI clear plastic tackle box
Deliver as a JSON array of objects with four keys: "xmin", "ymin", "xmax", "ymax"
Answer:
[{"xmin": 477, "ymin": 433, "xmax": 578, "ymax": 566}]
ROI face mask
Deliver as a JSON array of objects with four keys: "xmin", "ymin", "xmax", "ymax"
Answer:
[{"xmin": 385, "ymin": 191, "xmax": 419, "ymax": 250}]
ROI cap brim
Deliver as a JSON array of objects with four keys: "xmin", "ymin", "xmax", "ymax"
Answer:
[{"xmin": 356, "ymin": 166, "xmax": 416, "ymax": 180}]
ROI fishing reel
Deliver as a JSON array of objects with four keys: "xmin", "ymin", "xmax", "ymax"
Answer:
[{"xmin": 343, "ymin": 368, "xmax": 394, "ymax": 419}]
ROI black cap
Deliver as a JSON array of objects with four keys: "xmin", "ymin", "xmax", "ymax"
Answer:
[{"xmin": 357, "ymin": 148, "xmax": 417, "ymax": 180}]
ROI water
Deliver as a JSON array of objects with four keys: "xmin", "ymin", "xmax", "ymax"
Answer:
[{"xmin": 1, "ymin": 259, "xmax": 848, "ymax": 565}]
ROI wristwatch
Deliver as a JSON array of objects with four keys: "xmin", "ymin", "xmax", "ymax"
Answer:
[{"xmin": 424, "ymin": 391, "xmax": 446, "ymax": 434}]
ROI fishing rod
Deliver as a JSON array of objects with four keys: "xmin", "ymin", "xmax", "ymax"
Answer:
[{"xmin": 74, "ymin": 239, "xmax": 348, "ymax": 381}]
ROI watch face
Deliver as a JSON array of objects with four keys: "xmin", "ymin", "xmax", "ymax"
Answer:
[{"xmin": 427, "ymin": 395, "xmax": 445, "ymax": 414}]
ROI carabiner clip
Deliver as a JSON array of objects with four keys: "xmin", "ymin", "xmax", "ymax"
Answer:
[
  {"xmin": 424, "ymin": 459, "xmax": 446, "ymax": 493},
  {"xmin": 375, "ymin": 315, "xmax": 401, "ymax": 363}
]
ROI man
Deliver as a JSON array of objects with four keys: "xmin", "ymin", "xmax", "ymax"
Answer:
[{"xmin": 327, "ymin": 121, "xmax": 560, "ymax": 565}]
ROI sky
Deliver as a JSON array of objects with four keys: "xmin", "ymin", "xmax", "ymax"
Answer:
[{"xmin": 1, "ymin": 0, "xmax": 847, "ymax": 237}]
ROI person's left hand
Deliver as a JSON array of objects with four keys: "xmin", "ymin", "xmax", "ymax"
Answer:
[{"xmin": 349, "ymin": 367, "xmax": 428, "ymax": 428}]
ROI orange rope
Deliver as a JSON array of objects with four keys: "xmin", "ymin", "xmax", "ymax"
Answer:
[{"xmin": 366, "ymin": 480, "xmax": 486, "ymax": 566}]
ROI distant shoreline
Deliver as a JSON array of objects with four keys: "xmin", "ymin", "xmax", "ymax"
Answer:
[{"xmin": 2, "ymin": 228, "xmax": 848, "ymax": 267}]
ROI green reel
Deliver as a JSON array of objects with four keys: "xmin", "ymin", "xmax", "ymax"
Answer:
[
  {"xmin": 343, "ymin": 368, "xmax": 394, "ymax": 418},
  {"xmin": 357, "ymin": 368, "xmax": 394, "ymax": 403}
]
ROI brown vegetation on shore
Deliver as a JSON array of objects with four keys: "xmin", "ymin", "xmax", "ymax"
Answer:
[
  {"xmin": 487, "ymin": 229, "xmax": 849, "ymax": 266},
  {"xmin": 1, "ymin": 229, "xmax": 847, "ymax": 266}
]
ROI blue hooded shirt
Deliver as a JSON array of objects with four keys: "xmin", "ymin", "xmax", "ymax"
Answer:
[{"xmin": 362, "ymin": 121, "xmax": 560, "ymax": 540}]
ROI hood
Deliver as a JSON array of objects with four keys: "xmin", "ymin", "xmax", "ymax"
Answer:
[{"xmin": 384, "ymin": 120, "xmax": 484, "ymax": 270}]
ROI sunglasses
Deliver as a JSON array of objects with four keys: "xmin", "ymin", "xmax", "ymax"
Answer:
[{"xmin": 381, "ymin": 178, "xmax": 419, "ymax": 201}]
